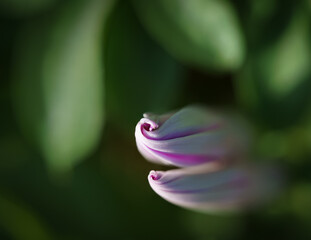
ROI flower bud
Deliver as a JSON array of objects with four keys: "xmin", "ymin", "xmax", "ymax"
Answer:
[
  {"xmin": 135, "ymin": 106, "xmax": 250, "ymax": 167},
  {"xmin": 148, "ymin": 164, "xmax": 280, "ymax": 212}
]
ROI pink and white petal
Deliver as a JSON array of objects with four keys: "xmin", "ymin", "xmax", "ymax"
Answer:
[
  {"xmin": 148, "ymin": 164, "xmax": 281, "ymax": 212},
  {"xmin": 135, "ymin": 105, "xmax": 251, "ymax": 167}
]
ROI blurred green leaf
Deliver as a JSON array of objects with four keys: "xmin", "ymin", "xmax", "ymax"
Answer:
[
  {"xmin": 182, "ymin": 211, "xmax": 244, "ymax": 240},
  {"xmin": 257, "ymin": 11, "xmax": 310, "ymax": 98},
  {"xmin": 105, "ymin": 0, "xmax": 183, "ymax": 134},
  {"xmin": 256, "ymin": 127, "xmax": 310, "ymax": 162},
  {"xmin": 236, "ymin": 8, "xmax": 311, "ymax": 128},
  {"xmin": 131, "ymin": 0, "xmax": 245, "ymax": 71},
  {"xmin": 242, "ymin": 0, "xmax": 296, "ymax": 51},
  {"xmin": 0, "ymin": 158, "xmax": 125, "ymax": 239},
  {"xmin": 0, "ymin": 0, "xmax": 57, "ymax": 17},
  {"xmin": 12, "ymin": 0, "xmax": 115, "ymax": 172},
  {"xmin": 290, "ymin": 183, "xmax": 311, "ymax": 222},
  {"xmin": 0, "ymin": 192, "xmax": 54, "ymax": 240}
]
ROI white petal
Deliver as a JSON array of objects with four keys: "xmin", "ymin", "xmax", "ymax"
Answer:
[
  {"xmin": 135, "ymin": 105, "xmax": 250, "ymax": 167},
  {"xmin": 148, "ymin": 164, "xmax": 281, "ymax": 212}
]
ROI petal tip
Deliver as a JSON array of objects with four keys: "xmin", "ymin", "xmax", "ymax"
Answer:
[
  {"xmin": 139, "ymin": 118, "xmax": 159, "ymax": 131},
  {"xmin": 149, "ymin": 170, "xmax": 162, "ymax": 181}
]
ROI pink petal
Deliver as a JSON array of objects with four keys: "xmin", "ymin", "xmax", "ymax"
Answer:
[
  {"xmin": 135, "ymin": 106, "xmax": 250, "ymax": 167},
  {"xmin": 148, "ymin": 164, "xmax": 281, "ymax": 212}
]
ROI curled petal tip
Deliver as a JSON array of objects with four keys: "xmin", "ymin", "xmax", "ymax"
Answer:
[
  {"xmin": 139, "ymin": 118, "xmax": 159, "ymax": 131},
  {"xmin": 149, "ymin": 170, "xmax": 162, "ymax": 181}
]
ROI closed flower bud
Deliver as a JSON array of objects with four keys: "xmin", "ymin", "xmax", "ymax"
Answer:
[
  {"xmin": 148, "ymin": 164, "xmax": 280, "ymax": 212},
  {"xmin": 135, "ymin": 106, "xmax": 250, "ymax": 167}
]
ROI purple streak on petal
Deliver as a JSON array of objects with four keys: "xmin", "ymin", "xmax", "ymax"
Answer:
[
  {"xmin": 153, "ymin": 176, "xmax": 182, "ymax": 185},
  {"xmin": 139, "ymin": 131, "xmax": 228, "ymax": 155},
  {"xmin": 137, "ymin": 124, "xmax": 220, "ymax": 166},
  {"xmin": 157, "ymin": 123, "xmax": 223, "ymax": 140},
  {"xmin": 159, "ymin": 177, "xmax": 248, "ymax": 194},
  {"xmin": 142, "ymin": 122, "xmax": 223, "ymax": 141},
  {"xmin": 140, "ymin": 106, "xmax": 225, "ymax": 141},
  {"xmin": 136, "ymin": 141, "xmax": 160, "ymax": 163},
  {"xmin": 137, "ymin": 136, "xmax": 221, "ymax": 167},
  {"xmin": 146, "ymin": 146, "xmax": 219, "ymax": 166}
]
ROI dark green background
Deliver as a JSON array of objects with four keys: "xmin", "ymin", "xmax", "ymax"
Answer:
[{"xmin": 1, "ymin": 0, "xmax": 311, "ymax": 239}]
